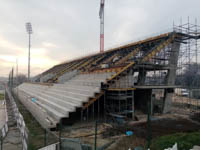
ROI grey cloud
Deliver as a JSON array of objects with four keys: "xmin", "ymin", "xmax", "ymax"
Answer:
[{"xmin": 0, "ymin": 0, "xmax": 200, "ymax": 76}]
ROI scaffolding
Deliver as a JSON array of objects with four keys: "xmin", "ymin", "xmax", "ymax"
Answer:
[{"xmin": 172, "ymin": 18, "xmax": 200, "ymax": 116}]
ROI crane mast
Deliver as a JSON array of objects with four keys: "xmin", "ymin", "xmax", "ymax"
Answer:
[{"xmin": 99, "ymin": 0, "xmax": 105, "ymax": 53}]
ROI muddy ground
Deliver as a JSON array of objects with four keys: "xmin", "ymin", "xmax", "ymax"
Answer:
[{"xmin": 60, "ymin": 113, "xmax": 200, "ymax": 150}]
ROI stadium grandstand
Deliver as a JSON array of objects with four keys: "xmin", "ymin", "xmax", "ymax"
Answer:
[{"xmin": 15, "ymin": 27, "xmax": 200, "ymax": 129}]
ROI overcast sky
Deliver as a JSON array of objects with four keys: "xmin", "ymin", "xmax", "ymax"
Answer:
[{"xmin": 0, "ymin": 0, "xmax": 200, "ymax": 77}]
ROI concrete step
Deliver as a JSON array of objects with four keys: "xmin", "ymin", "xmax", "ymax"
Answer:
[
  {"xmin": 47, "ymin": 88, "xmax": 91, "ymax": 100},
  {"xmin": 67, "ymin": 80, "xmax": 102, "ymax": 87},
  {"xmin": 73, "ymin": 75, "xmax": 110, "ymax": 80},
  {"xmin": 42, "ymin": 91, "xmax": 85, "ymax": 105},
  {"xmin": 19, "ymin": 87, "xmax": 40, "ymax": 97},
  {"xmin": 63, "ymin": 84, "xmax": 100, "ymax": 91},
  {"xmin": 19, "ymin": 86, "xmax": 46, "ymax": 94},
  {"xmin": 18, "ymin": 88, "xmax": 65, "ymax": 122},
  {"xmin": 38, "ymin": 93, "xmax": 75, "ymax": 113},
  {"xmin": 53, "ymin": 84, "xmax": 100, "ymax": 94},
  {"xmin": 36, "ymin": 101, "xmax": 66, "ymax": 121},
  {"xmin": 20, "ymin": 88, "xmax": 73, "ymax": 116}
]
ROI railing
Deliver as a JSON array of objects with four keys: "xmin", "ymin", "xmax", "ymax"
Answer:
[
  {"xmin": 0, "ymin": 91, "xmax": 8, "ymax": 150},
  {"xmin": 6, "ymin": 87, "xmax": 28, "ymax": 150}
]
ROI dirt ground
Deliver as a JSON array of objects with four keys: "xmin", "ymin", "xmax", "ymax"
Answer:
[{"xmin": 60, "ymin": 113, "xmax": 200, "ymax": 150}]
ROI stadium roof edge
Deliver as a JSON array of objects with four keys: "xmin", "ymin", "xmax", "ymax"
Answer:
[
  {"xmin": 41, "ymin": 31, "xmax": 174, "ymax": 75},
  {"xmin": 58, "ymin": 32, "xmax": 172, "ymax": 66}
]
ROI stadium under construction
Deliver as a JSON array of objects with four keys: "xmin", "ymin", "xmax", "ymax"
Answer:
[{"xmin": 13, "ymin": 22, "xmax": 200, "ymax": 129}]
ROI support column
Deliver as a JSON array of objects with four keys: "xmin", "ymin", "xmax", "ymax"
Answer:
[
  {"xmin": 132, "ymin": 90, "xmax": 135, "ymax": 119},
  {"xmin": 151, "ymin": 93, "xmax": 155, "ymax": 115},
  {"xmin": 163, "ymin": 42, "xmax": 180, "ymax": 113},
  {"xmin": 163, "ymin": 89, "xmax": 174, "ymax": 113},
  {"xmin": 137, "ymin": 70, "xmax": 147, "ymax": 85}
]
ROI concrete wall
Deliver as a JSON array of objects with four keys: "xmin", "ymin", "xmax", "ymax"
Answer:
[{"xmin": 163, "ymin": 42, "xmax": 180, "ymax": 113}]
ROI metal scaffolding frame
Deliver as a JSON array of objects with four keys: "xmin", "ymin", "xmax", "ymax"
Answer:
[{"xmin": 172, "ymin": 18, "xmax": 200, "ymax": 115}]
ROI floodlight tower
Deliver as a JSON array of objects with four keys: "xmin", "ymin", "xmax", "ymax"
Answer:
[
  {"xmin": 99, "ymin": 0, "xmax": 105, "ymax": 53},
  {"xmin": 25, "ymin": 22, "xmax": 33, "ymax": 81}
]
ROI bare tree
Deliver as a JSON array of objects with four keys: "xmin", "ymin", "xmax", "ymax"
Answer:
[
  {"xmin": 176, "ymin": 63, "xmax": 200, "ymax": 88},
  {"xmin": 16, "ymin": 74, "xmax": 27, "ymax": 85}
]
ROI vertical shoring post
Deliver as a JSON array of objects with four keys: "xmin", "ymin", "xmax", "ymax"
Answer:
[
  {"xmin": 87, "ymin": 107, "xmax": 89, "ymax": 122},
  {"xmin": 44, "ymin": 128, "xmax": 47, "ymax": 146},
  {"xmin": 132, "ymin": 90, "xmax": 135, "ymax": 119},
  {"xmin": 147, "ymin": 101, "xmax": 152, "ymax": 149},
  {"xmin": 81, "ymin": 109, "xmax": 83, "ymax": 122},
  {"xmin": 94, "ymin": 121, "xmax": 98, "ymax": 150},
  {"xmin": 104, "ymin": 90, "xmax": 106, "ymax": 122},
  {"xmin": 59, "ymin": 120, "xmax": 62, "ymax": 150},
  {"xmin": 126, "ymin": 90, "xmax": 127, "ymax": 117},
  {"xmin": 118, "ymin": 91, "xmax": 120, "ymax": 114},
  {"xmin": 93, "ymin": 102, "xmax": 95, "ymax": 120},
  {"xmin": 98, "ymin": 96, "xmax": 100, "ymax": 119}
]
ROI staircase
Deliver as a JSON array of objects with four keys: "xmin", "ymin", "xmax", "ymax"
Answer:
[{"xmin": 16, "ymin": 72, "xmax": 115, "ymax": 127}]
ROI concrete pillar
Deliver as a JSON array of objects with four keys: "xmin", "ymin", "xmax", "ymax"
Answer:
[
  {"xmin": 137, "ymin": 70, "xmax": 147, "ymax": 85},
  {"xmin": 165, "ymin": 42, "xmax": 180, "ymax": 85},
  {"xmin": 163, "ymin": 42, "xmax": 180, "ymax": 113}
]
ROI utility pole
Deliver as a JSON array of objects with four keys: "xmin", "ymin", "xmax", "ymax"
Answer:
[
  {"xmin": 25, "ymin": 22, "xmax": 33, "ymax": 81},
  {"xmin": 16, "ymin": 59, "xmax": 18, "ymax": 84},
  {"xmin": 16, "ymin": 58, "xmax": 19, "ymax": 96},
  {"xmin": 99, "ymin": 0, "xmax": 105, "ymax": 53}
]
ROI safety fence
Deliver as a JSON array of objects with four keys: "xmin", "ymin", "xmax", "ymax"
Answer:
[
  {"xmin": 0, "ymin": 93, "xmax": 8, "ymax": 150},
  {"xmin": 6, "ymin": 88, "xmax": 28, "ymax": 150}
]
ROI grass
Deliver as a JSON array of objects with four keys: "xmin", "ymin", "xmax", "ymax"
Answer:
[
  {"xmin": 11, "ymin": 91, "xmax": 58, "ymax": 150},
  {"xmin": 0, "ymin": 93, "xmax": 4, "ymax": 100},
  {"xmin": 151, "ymin": 131, "xmax": 200, "ymax": 150}
]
